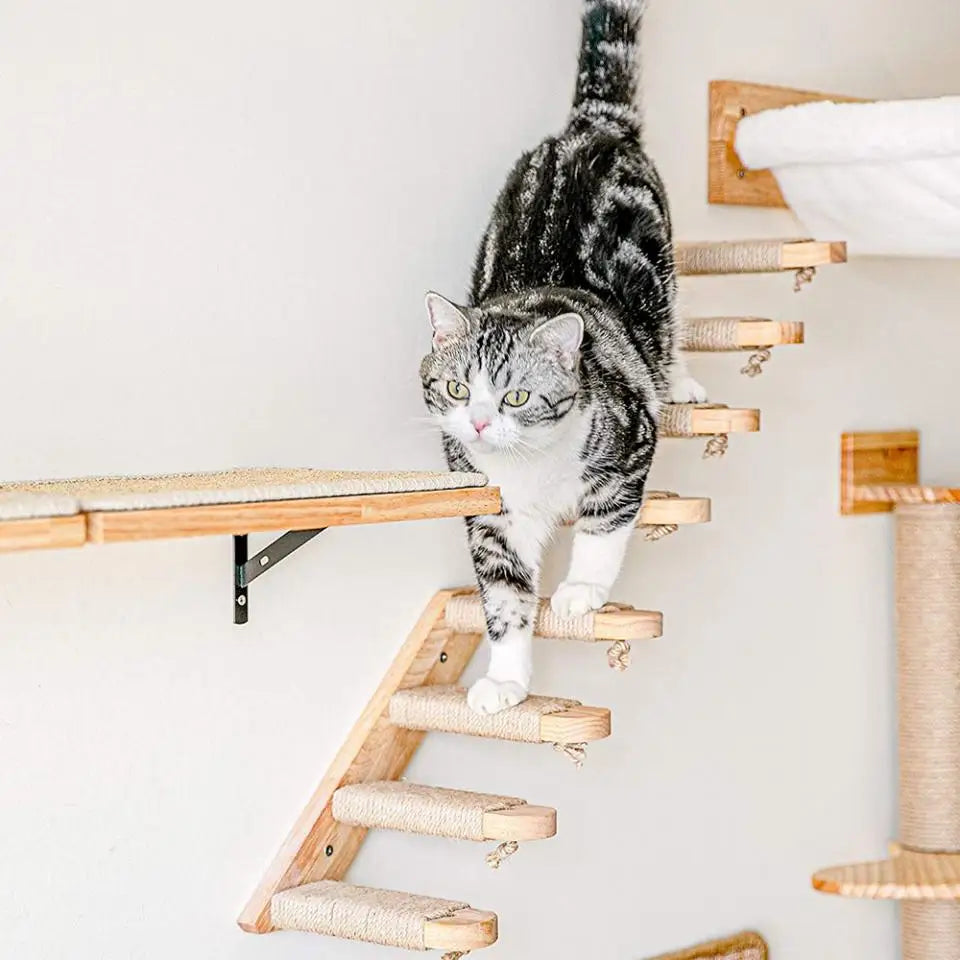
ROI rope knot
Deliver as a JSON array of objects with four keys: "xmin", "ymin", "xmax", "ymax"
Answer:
[
  {"xmin": 553, "ymin": 741, "xmax": 587, "ymax": 768},
  {"xmin": 794, "ymin": 266, "xmax": 816, "ymax": 292},
  {"xmin": 485, "ymin": 840, "xmax": 519, "ymax": 869},
  {"xmin": 607, "ymin": 639, "xmax": 632, "ymax": 671},
  {"xmin": 442, "ymin": 952, "xmax": 469, "ymax": 960},
  {"xmin": 740, "ymin": 348, "xmax": 772, "ymax": 378},
  {"xmin": 703, "ymin": 434, "xmax": 729, "ymax": 459}
]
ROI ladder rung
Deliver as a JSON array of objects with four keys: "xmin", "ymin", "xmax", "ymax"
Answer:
[
  {"xmin": 660, "ymin": 404, "xmax": 760, "ymax": 437},
  {"xmin": 682, "ymin": 318, "xmax": 804, "ymax": 351},
  {"xmin": 676, "ymin": 239, "xmax": 846, "ymax": 275}
]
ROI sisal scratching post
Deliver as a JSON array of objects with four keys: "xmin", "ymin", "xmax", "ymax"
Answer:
[{"xmin": 896, "ymin": 504, "xmax": 960, "ymax": 959}]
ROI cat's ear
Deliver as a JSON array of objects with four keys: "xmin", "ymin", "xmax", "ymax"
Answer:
[
  {"xmin": 530, "ymin": 313, "xmax": 584, "ymax": 370},
  {"xmin": 425, "ymin": 292, "xmax": 469, "ymax": 350}
]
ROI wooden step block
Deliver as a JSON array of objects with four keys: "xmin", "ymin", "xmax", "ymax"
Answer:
[
  {"xmin": 682, "ymin": 318, "xmax": 804, "ymax": 351},
  {"xmin": 333, "ymin": 781, "xmax": 556, "ymax": 842},
  {"xmin": 640, "ymin": 493, "xmax": 711, "ymax": 527},
  {"xmin": 443, "ymin": 592, "xmax": 662, "ymax": 642},
  {"xmin": 813, "ymin": 850, "xmax": 960, "ymax": 900},
  {"xmin": 389, "ymin": 685, "xmax": 611, "ymax": 745},
  {"xmin": 271, "ymin": 881, "xmax": 497, "ymax": 951},
  {"xmin": 0, "ymin": 515, "xmax": 87, "ymax": 553},
  {"xmin": 660, "ymin": 404, "xmax": 760, "ymax": 437},
  {"xmin": 676, "ymin": 239, "xmax": 846, "ymax": 276}
]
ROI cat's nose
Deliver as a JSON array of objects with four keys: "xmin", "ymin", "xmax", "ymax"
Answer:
[{"xmin": 471, "ymin": 418, "xmax": 491, "ymax": 434}]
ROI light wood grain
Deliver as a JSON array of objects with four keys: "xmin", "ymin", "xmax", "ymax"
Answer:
[
  {"xmin": 840, "ymin": 431, "xmax": 920, "ymax": 515},
  {"xmin": 0, "ymin": 515, "xmax": 87, "ymax": 553},
  {"xmin": 675, "ymin": 239, "xmax": 846, "ymax": 274},
  {"xmin": 683, "ymin": 319, "xmax": 805, "ymax": 350},
  {"xmin": 640, "ymin": 495, "xmax": 711, "ymax": 526},
  {"xmin": 708, "ymin": 78, "xmax": 863, "ymax": 207},
  {"xmin": 813, "ymin": 849, "xmax": 960, "ymax": 900},
  {"xmin": 424, "ymin": 908, "xmax": 499, "ymax": 951},
  {"xmin": 539, "ymin": 706, "xmax": 611, "ymax": 744},
  {"xmin": 88, "ymin": 487, "xmax": 501, "ymax": 543},
  {"xmin": 482, "ymin": 805, "xmax": 557, "ymax": 842},
  {"xmin": 238, "ymin": 589, "xmax": 481, "ymax": 934},
  {"xmin": 675, "ymin": 406, "xmax": 761, "ymax": 435}
]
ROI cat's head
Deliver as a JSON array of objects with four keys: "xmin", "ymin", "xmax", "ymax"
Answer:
[{"xmin": 419, "ymin": 292, "xmax": 583, "ymax": 454}]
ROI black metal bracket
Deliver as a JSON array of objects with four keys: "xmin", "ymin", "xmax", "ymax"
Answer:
[{"xmin": 233, "ymin": 528, "xmax": 326, "ymax": 624}]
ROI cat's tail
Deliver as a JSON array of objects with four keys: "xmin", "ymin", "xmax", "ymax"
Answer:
[{"xmin": 571, "ymin": 0, "xmax": 645, "ymax": 121}]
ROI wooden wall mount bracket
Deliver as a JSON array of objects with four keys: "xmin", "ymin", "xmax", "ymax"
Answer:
[
  {"xmin": 840, "ymin": 431, "xmax": 960, "ymax": 515},
  {"xmin": 237, "ymin": 588, "xmax": 481, "ymax": 934},
  {"xmin": 708, "ymin": 79, "xmax": 864, "ymax": 208}
]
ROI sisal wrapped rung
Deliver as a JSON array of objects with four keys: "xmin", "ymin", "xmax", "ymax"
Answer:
[
  {"xmin": 443, "ymin": 592, "xmax": 662, "ymax": 642},
  {"xmin": 660, "ymin": 404, "xmax": 760, "ymax": 438},
  {"xmin": 813, "ymin": 850, "xmax": 960, "ymax": 901},
  {"xmin": 675, "ymin": 239, "xmax": 846, "ymax": 275},
  {"xmin": 388, "ymin": 685, "xmax": 610, "ymax": 745},
  {"xmin": 681, "ymin": 318, "xmax": 804, "ymax": 352},
  {"xmin": 271, "ymin": 881, "xmax": 497, "ymax": 951},
  {"xmin": 332, "ymin": 781, "xmax": 556, "ymax": 842}
]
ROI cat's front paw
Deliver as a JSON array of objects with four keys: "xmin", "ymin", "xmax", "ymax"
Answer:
[
  {"xmin": 467, "ymin": 676, "xmax": 529, "ymax": 715},
  {"xmin": 551, "ymin": 581, "xmax": 610, "ymax": 618},
  {"xmin": 671, "ymin": 375, "xmax": 708, "ymax": 404}
]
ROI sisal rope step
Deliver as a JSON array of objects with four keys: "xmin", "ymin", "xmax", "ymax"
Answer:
[
  {"xmin": 813, "ymin": 849, "xmax": 960, "ymax": 900},
  {"xmin": 681, "ymin": 318, "xmax": 804, "ymax": 377},
  {"xmin": 271, "ymin": 880, "xmax": 497, "ymax": 953},
  {"xmin": 332, "ymin": 781, "xmax": 556, "ymax": 866},
  {"xmin": 659, "ymin": 404, "xmax": 761, "ymax": 458},
  {"xmin": 443, "ymin": 593, "xmax": 660, "ymax": 670},
  {"xmin": 388, "ymin": 685, "xmax": 610, "ymax": 763}
]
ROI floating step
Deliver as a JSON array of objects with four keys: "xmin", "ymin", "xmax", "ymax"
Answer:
[
  {"xmin": 813, "ymin": 850, "xmax": 960, "ymax": 900},
  {"xmin": 682, "ymin": 318, "xmax": 804, "ymax": 351},
  {"xmin": 660, "ymin": 404, "xmax": 760, "ymax": 458},
  {"xmin": 443, "ymin": 592, "xmax": 661, "ymax": 643},
  {"xmin": 272, "ymin": 881, "xmax": 497, "ymax": 952},
  {"xmin": 389, "ymin": 685, "xmax": 610, "ymax": 746},
  {"xmin": 675, "ymin": 239, "xmax": 846, "ymax": 278},
  {"xmin": 333, "ymin": 781, "xmax": 556, "ymax": 843},
  {"xmin": 640, "ymin": 492, "xmax": 711, "ymax": 529}
]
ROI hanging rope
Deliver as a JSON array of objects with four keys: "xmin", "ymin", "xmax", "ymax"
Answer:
[
  {"xmin": 485, "ymin": 841, "xmax": 519, "ymax": 869},
  {"xmin": 642, "ymin": 490, "xmax": 680, "ymax": 542},
  {"xmin": 740, "ymin": 348, "xmax": 772, "ymax": 378},
  {"xmin": 607, "ymin": 639, "xmax": 631, "ymax": 671},
  {"xmin": 703, "ymin": 434, "xmax": 729, "ymax": 459},
  {"xmin": 442, "ymin": 952, "xmax": 468, "ymax": 960},
  {"xmin": 794, "ymin": 266, "xmax": 816, "ymax": 292},
  {"xmin": 553, "ymin": 742, "xmax": 587, "ymax": 767}
]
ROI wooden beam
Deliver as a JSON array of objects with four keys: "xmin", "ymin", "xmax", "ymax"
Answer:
[
  {"xmin": 87, "ymin": 487, "xmax": 501, "ymax": 544},
  {"xmin": 708, "ymin": 79, "xmax": 863, "ymax": 207},
  {"xmin": 840, "ymin": 431, "xmax": 920, "ymax": 515},
  {"xmin": 237, "ymin": 589, "xmax": 480, "ymax": 934},
  {"xmin": 0, "ymin": 515, "xmax": 87, "ymax": 553}
]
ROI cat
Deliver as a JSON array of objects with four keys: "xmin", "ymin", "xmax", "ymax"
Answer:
[{"xmin": 420, "ymin": 0, "xmax": 704, "ymax": 715}]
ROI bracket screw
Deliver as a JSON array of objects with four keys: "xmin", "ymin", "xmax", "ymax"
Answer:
[
  {"xmin": 325, "ymin": 845, "xmax": 334, "ymax": 857},
  {"xmin": 737, "ymin": 168, "xmax": 746, "ymax": 179},
  {"xmin": 237, "ymin": 595, "xmax": 247, "ymax": 606},
  {"xmin": 260, "ymin": 556, "xmax": 270, "ymax": 567},
  {"xmin": 439, "ymin": 652, "xmax": 448, "ymax": 663}
]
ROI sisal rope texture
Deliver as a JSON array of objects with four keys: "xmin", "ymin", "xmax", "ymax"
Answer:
[
  {"xmin": 675, "ymin": 239, "xmax": 817, "ymax": 292},
  {"xmin": 896, "ymin": 504, "xmax": 960, "ymax": 960},
  {"xmin": 681, "ymin": 319, "xmax": 773, "ymax": 377},
  {"xmin": 0, "ymin": 468, "xmax": 487, "ymax": 515},
  {"xmin": 659, "ymin": 405, "xmax": 729, "ymax": 459},
  {"xmin": 272, "ymin": 880, "xmax": 466, "ymax": 951}
]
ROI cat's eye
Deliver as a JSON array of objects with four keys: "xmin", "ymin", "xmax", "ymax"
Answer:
[
  {"xmin": 503, "ymin": 390, "xmax": 530, "ymax": 408},
  {"xmin": 446, "ymin": 380, "xmax": 470, "ymax": 401}
]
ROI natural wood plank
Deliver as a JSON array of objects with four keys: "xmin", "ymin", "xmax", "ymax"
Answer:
[
  {"xmin": 680, "ymin": 406, "xmax": 761, "ymax": 436},
  {"xmin": 539, "ymin": 706, "xmax": 611, "ymax": 744},
  {"xmin": 675, "ymin": 240, "xmax": 846, "ymax": 275},
  {"xmin": 683, "ymin": 319, "xmax": 804, "ymax": 351},
  {"xmin": 238, "ymin": 589, "xmax": 481, "ymax": 934},
  {"xmin": 813, "ymin": 849, "xmax": 960, "ymax": 900},
  {"xmin": 640, "ymin": 495, "xmax": 711, "ymax": 526},
  {"xmin": 424, "ymin": 908, "xmax": 499, "ymax": 951},
  {"xmin": 0, "ymin": 515, "xmax": 87, "ymax": 553},
  {"xmin": 88, "ymin": 487, "xmax": 501, "ymax": 544},
  {"xmin": 482, "ymin": 805, "xmax": 557, "ymax": 842},
  {"xmin": 647, "ymin": 930, "xmax": 767, "ymax": 960},
  {"xmin": 781, "ymin": 240, "xmax": 848, "ymax": 269},
  {"xmin": 708, "ymin": 78, "xmax": 863, "ymax": 207},
  {"xmin": 840, "ymin": 431, "xmax": 920, "ymax": 515}
]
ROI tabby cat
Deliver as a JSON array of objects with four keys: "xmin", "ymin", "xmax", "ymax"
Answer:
[{"xmin": 420, "ymin": 0, "xmax": 704, "ymax": 714}]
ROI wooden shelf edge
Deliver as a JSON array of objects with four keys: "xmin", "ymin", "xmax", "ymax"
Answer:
[
  {"xmin": 424, "ymin": 908, "xmax": 499, "ymax": 951},
  {"xmin": 539, "ymin": 705, "xmax": 611, "ymax": 744},
  {"xmin": 482, "ymin": 804, "xmax": 557, "ymax": 842},
  {"xmin": 0, "ymin": 515, "xmax": 87, "ymax": 553},
  {"xmin": 841, "ymin": 430, "xmax": 921, "ymax": 515},
  {"xmin": 812, "ymin": 849, "xmax": 960, "ymax": 900}
]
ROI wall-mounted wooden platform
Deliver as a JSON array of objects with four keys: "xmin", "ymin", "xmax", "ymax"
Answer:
[
  {"xmin": 640, "ymin": 494, "xmax": 711, "ymax": 527},
  {"xmin": 813, "ymin": 849, "xmax": 960, "ymax": 900},
  {"xmin": 708, "ymin": 79, "xmax": 862, "ymax": 207},
  {"xmin": 661, "ymin": 405, "xmax": 761, "ymax": 437},
  {"xmin": 676, "ymin": 240, "xmax": 846, "ymax": 276},
  {"xmin": 839, "ymin": 431, "xmax": 960, "ymax": 515},
  {"xmin": 682, "ymin": 319, "xmax": 804, "ymax": 352},
  {"xmin": 0, "ymin": 515, "xmax": 88, "ymax": 553}
]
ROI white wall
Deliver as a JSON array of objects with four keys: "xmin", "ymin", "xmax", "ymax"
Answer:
[{"xmin": 2, "ymin": 2, "xmax": 960, "ymax": 958}]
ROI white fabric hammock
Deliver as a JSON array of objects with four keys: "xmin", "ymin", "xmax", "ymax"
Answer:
[{"xmin": 736, "ymin": 96, "xmax": 960, "ymax": 258}]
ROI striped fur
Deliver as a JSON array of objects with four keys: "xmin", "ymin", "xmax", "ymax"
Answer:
[{"xmin": 421, "ymin": 0, "xmax": 701, "ymax": 714}]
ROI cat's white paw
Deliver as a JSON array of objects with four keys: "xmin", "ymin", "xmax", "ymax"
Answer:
[
  {"xmin": 467, "ymin": 676, "xmax": 529, "ymax": 715},
  {"xmin": 671, "ymin": 375, "xmax": 708, "ymax": 404},
  {"xmin": 551, "ymin": 581, "xmax": 610, "ymax": 618}
]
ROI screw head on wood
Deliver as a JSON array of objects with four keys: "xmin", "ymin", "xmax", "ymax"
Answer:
[
  {"xmin": 260, "ymin": 556, "xmax": 270, "ymax": 567},
  {"xmin": 439, "ymin": 652, "xmax": 448, "ymax": 663},
  {"xmin": 325, "ymin": 845, "xmax": 334, "ymax": 857},
  {"xmin": 737, "ymin": 168, "xmax": 746, "ymax": 179}
]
